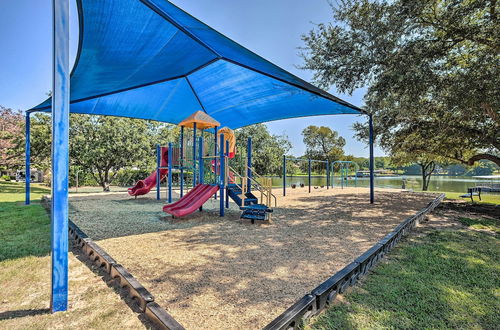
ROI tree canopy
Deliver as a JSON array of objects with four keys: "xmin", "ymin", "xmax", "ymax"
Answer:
[
  {"xmin": 0, "ymin": 106, "xmax": 24, "ymax": 172},
  {"xmin": 302, "ymin": 0, "xmax": 499, "ymax": 168},
  {"xmin": 302, "ymin": 125, "xmax": 346, "ymax": 162},
  {"xmin": 235, "ymin": 124, "xmax": 291, "ymax": 176}
]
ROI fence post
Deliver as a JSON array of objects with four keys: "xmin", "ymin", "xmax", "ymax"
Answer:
[{"xmin": 326, "ymin": 161, "xmax": 329, "ymax": 190}]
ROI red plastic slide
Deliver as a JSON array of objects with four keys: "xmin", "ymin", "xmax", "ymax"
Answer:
[
  {"xmin": 163, "ymin": 184, "xmax": 219, "ymax": 218},
  {"xmin": 128, "ymin": 147, "xmax": 169, "ymax": 197}
]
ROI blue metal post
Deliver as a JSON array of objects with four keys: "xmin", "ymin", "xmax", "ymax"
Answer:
[
  {"xmin": 213, "ymin": 126, "xmax": 218, "ymax": 199},
  {"xmin": 25, "ymin": 113, "xmax": 31, "ymax": 205},
  {"xmin": 51, "ymin": 0, "xmax": 69, "ymax": 312},
  {"xmin": 283, "ymin": 155, "xmax": 286, "ymax": 196},
  {"xmin": 180, "ymin": 126, "xmax": 184, "ymax": 198},
  {"xmin": 341, "ymin": 164, "xmax": 344, "ymax": 189},
  {"xmin": 168, "ymin": 143, "xmax": 173, "ymax": 203},
  {"xmin": 247, "ymin": 137, "xmax": 252, "ymax": 194},
  {"xmin": 225, "ymin": 140, "xmax": 230, "ymax": 209},
  {"xmin": 369, "ymin": 114, "xmax": 375, "ymax": 203},
  {"xmin": 156, "ymin": 144, "xmax": 161, "ymax": 200},
  {"xmin": 192, "ymin": 123, "xmax": 197, "ymax": 187},
  {"xmin": 198, "ymin": 136, "xmax": 204, "ymax": 184},
  {"xmin": 308, "ymin": 158, "xmax": 311, "ymax": 193},
  {"xmin": 326, "ymin": 161, "xmax": 329, "ymax": 190},
  {"xmin": 219, "ymin": 134, "xmax": 225, "ymax": 217}
]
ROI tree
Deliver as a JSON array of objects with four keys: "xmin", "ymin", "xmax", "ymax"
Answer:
[
  {"xmin": 69, "ymin": 115, "xmax": 170, "ymax": 191},
  {"xmin": 302, "ymin": 126, "xmax": 346, "ymax": 162},
  {"xmin": 301, "ymin": 0, "xmax": 499, "ymax": 168},
  {"xmin": 0, "ymin": 106, "xmax": 24, "ymax": 173},
  {"xmin": 235, "ymin": 124, "xmax": 292, "ymax": 176},
  {"xmin": 391, "ymin": 151, "xmax": 439, "ymax": 191}
]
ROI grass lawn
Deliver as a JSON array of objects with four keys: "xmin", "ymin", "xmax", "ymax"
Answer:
[
  {"xmin": 444, "ymin": 191, "xmax": 500, "ymax": 205},
  {"xmin": 307, "ymin": 212, "xmax": 499, "ymax": 329},
  {"xmin": 0, "ymin": 181, "xmax": 144, "ymax": 328}
]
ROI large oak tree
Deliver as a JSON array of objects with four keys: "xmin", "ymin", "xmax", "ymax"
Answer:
[{"xmin": 302, "ymin": 0, "xmax": 499, "ymax": 169}]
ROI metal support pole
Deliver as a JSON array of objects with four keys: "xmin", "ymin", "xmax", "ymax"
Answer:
[
  {"xmin": 219, "ymin": 134, "xmax": 225, "ymax": 217},
  {"xmin": 25, "ymin": 113, "xmax": 31, "ymax": 205},
  {"xmin": 247, "ymin": 137, "xmax": 252, "ymax": 194},
  {"xmin": 156, "ymin": 144, "xmax": 161, "ymax": 200},
  {"xmin": 369, "ymin": 114, "xmax": 375, "ymax": 204},
  {"xmin": 51, "ymin": 0, "xmax": 69, "ymax": 312},
  {"xmin": 341, "ymin": 165, "xmax": 344, "ymax": 189},
  {"xmin": 214, "ymin": 126, "xmax": 218, "ymax": 199},
  {"xmin": 180, "ymin": 126, "xmax": 184, "ymax": 198},
  {"xmin": 193, "ymin": 123, "xmax": 197, "ymax": 188},
  {"xmin": 308, "ymin": 158, "xmax": 311, "ymax": 193},
  {"xmin": 198, "ymin": 136, "xmax": 203, "ymax": 184},
  {"xmin": 225, "ymin": 139, "xmax": 230, "ymax": 209},
  {"xmin": 283, "ymin": 155, "xmax": 286, "ymax": 196},
  {"xmin": 326, "ymin": 161, "xmax": 329, "ymax": 190},
  {"xmin": 168, "ymin": 143, "xmax": 173, "ymax": 203}
]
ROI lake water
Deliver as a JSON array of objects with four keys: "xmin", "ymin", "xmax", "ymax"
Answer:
[{"xmin": 272, "ymin": 175, "xmax": 499, "ymax": 193}]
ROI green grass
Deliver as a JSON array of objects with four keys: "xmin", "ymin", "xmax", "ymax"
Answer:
[
  {"xmin": 308, "ymin": 230, "xmax": 500, "ymax": 329},
  {"xmin": 444, "ymin": 192, "xmax": 500, "ymax": 205},
  {"xmin": 457, "ymin": 217, "xmax": 499, "ymax": 234},
  {"xmin": 0, "ymin": 181, "xmax": 51, "ymax": 261}
]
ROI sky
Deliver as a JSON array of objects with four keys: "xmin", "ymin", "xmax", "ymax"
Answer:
[{"xmin": 0, "ymin": 0, "xmax": 384, "ymax": 157}]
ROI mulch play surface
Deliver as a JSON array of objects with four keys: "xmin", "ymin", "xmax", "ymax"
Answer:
[{"xmin": 69, "ymin": 187, "xmax": 437, "ymax": 329}]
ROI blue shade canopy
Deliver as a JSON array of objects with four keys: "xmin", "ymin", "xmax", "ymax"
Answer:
[{"xmin": 31, "ymin": 0, "xmax": 364, "ymax": 128}]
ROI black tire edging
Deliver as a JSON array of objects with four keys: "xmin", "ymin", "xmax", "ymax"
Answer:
[{"xmin": 263, "ymin": 193, "xmax": 445, "ymax": 330}]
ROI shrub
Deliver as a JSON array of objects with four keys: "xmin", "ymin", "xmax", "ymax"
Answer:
[{"xmin": 1, "ymin": 175, "xmax": 12, "ymax": 181}]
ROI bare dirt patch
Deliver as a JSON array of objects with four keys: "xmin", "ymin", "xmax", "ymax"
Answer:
[{"xmin": 69, "ymin": 187, "xmax": 437, "ymax": 329}]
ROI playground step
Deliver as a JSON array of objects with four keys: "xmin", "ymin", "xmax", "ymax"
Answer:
[
  {"xmin": 227, "ymin": 186, "xmax": 259, "ymax": 206},
  {"xmin": 240, "ymin": 204, "xmax": 273, "ymax": 223}
]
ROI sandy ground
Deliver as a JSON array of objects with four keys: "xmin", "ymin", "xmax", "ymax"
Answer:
[{"xmin": 69, "ymin": 187, "xmax": 438, "ymax": 329}]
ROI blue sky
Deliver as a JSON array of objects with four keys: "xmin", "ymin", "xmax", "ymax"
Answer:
[{"xmin": 0, "ymin": 0, "xmax": 384, "ymax": 157}]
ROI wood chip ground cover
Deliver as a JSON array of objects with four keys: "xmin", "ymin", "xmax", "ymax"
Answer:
[{"xmin": 69, "ymin": 187, "xmax": 437, "ymax": 329}]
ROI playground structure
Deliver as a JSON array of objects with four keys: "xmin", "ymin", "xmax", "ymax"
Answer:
[
  {"xmin": 130, "ymin": 111, "xmax": 277, "ymax": 222},
  {"xmin": 127, "ymin": 147, "xmax": 169, "ymax": 197},
  {"xmin": 22, "ymin": 0, "xmax": 375, "ymax": 315},
  {"xmin": 331, "ymin": 161, "xmax": 359, "ymax": 188},
  {"xmin": 282, "ymin": 157, "xmax": 359, "ymax": 196}
]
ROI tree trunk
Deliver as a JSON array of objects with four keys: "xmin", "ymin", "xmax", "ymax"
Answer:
[
  {"xmin": 419, "ymin": 161, "xmax": 436, "ymax": 191},
  {"xmin": 103, "ymin": 170, "xmax": 110, "ymax": 192}
]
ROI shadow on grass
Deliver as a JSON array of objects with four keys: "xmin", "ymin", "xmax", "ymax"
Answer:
[
  {"xmin": 0, "ymin": 201, "xmax": 50, "ymax": 262},
  {"xmin": 0, "ymin": 181, "xmax": 49, "ymax": 195},
  {"xmin": 0, "ymin": 308, "xmax": 50, "ymax": 321},
  {"xmin": 309, "ymin": 228, "xmax": 500, "ymax": 329}
]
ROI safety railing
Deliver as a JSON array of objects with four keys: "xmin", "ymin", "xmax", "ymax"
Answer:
[
  {"xmin": 247, "ymin": 166, "xmax": 277, "ymax": 207},
  {"xmin": 227, "ymin": 164, "xmax": 247, "ymax": 207}
]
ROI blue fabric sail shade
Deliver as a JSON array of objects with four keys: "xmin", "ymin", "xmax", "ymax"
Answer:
[{"xmin": 31, "ymin": 0, "xmax": 363, "ymax": 128}]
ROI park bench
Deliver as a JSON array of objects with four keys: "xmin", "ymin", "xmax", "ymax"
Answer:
[{"xmin": 460, "ymin": 187, "xmax": 482, "ymax": 202}]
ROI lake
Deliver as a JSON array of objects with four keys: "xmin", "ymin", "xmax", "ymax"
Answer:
[{"xmin": 272, "ymin": 175, "xmax": 499, "ymax": 193}]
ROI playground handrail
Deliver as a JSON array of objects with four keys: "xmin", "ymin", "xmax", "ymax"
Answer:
[
  {"xmin": 227, "ymin": 164, "xmax": 247, "ymax": 207},
  {"xmin": 246, "ymin": 166, "xmax": 277, "ymax": 207}
]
